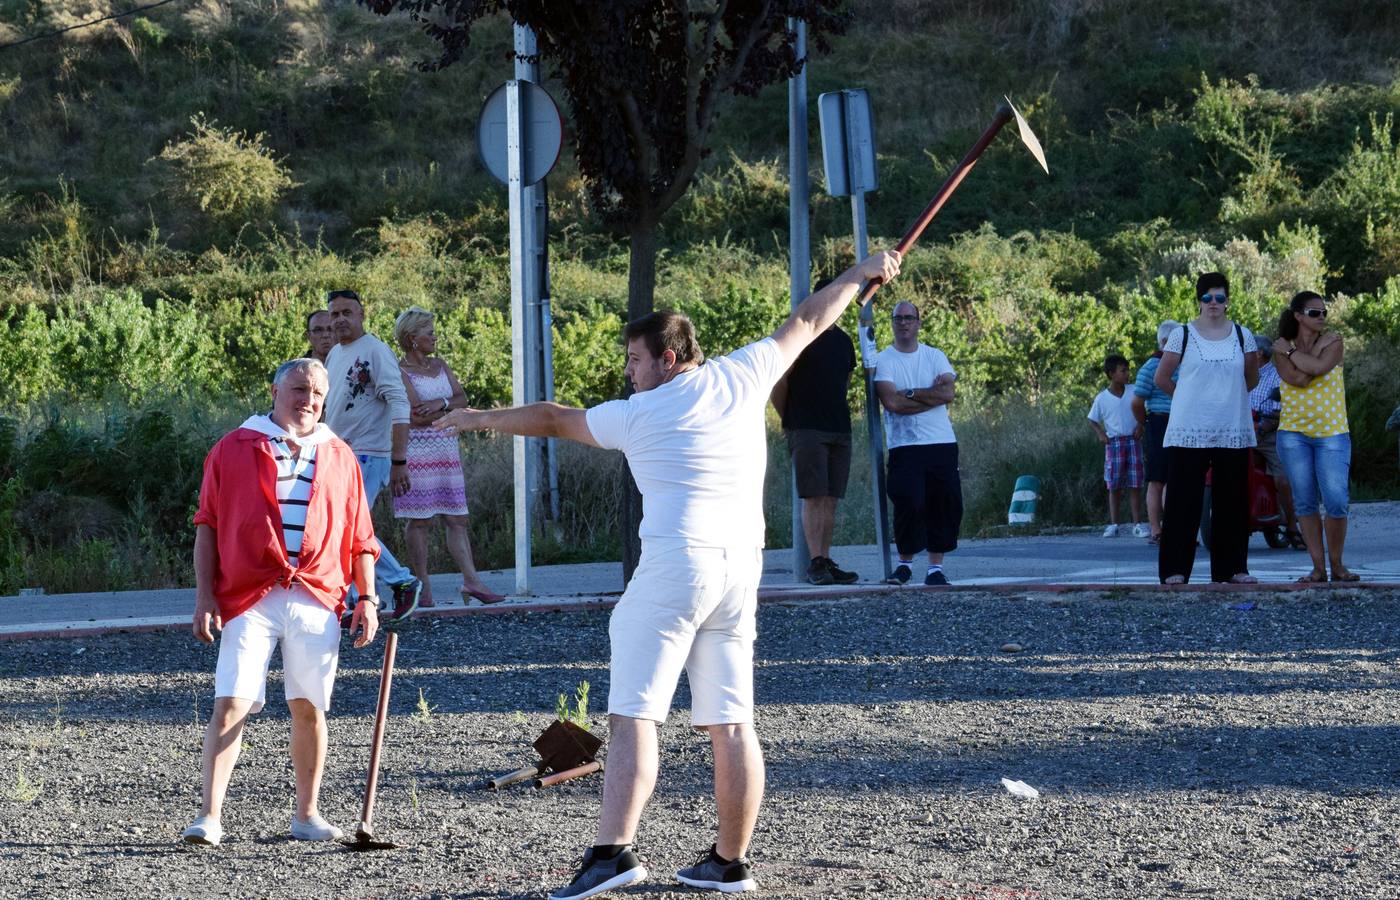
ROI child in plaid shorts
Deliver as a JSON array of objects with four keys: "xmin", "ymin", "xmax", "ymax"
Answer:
[{"xmin": 1088, "ymin": 354, "xmax": 1147, "ymax": 537}]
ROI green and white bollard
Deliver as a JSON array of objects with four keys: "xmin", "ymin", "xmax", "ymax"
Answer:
[{"xmin": 1007, "ymin": 474, "xmax": 1040, "ymax": 525}]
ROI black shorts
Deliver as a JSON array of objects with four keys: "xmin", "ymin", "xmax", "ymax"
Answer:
[
  {"xmin": 786, "ymin": 429, "xmax": 853, "ymax": 499},
  {"xmin": 1145, "ymin": 413, "xmax": 1170, "ymax": 483},
  {"xmin": 886, "ymin": 442, "xmax": 963, "ymax": 557}
]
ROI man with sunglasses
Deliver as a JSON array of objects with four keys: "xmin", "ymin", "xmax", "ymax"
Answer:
[
  {"xmin": 873, "ymin": 301, "xmax": 962, "ymax": 586},
  {"xmin": 323, "ymin": 289, "xmax": 423, "ymax": 619}
]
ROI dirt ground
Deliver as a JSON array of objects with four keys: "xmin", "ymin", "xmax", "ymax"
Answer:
[{"xmin": 2, "ymin": 588, "xmax": 1399, "ymax": 899}]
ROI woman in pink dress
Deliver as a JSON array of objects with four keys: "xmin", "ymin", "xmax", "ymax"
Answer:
[{"xmin": 392, "ymin": 307, "xmax": 504, "ymax": 606}]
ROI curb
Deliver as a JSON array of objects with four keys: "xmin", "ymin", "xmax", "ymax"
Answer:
[{"xmin": 2, "ymin": 579, "xmax": 1392, "ymax": 642}]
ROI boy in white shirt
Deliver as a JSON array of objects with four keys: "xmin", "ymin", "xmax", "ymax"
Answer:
[{"xmin": 1088, "ymin": 353, "xmax": 1147, "ymax": 537}]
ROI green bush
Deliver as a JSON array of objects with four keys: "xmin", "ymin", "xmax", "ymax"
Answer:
[{"xmin": 155, "ymin": 115, "xmax": 297, "ymax": 227}]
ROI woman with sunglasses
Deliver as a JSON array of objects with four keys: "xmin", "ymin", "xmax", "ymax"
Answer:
[
  {"xmin": 1271, "ymin": 291, "xmax": 1356, "ymax": 583},
  {"xmin": 1153, "ymin": 272, "xmax": 1260, "ymax": 584}
]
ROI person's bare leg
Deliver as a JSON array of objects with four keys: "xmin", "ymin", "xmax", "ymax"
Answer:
[
  {"xmin": 708, "ymin": 723, "xmax": 765, "ymax": 861},
  {"xmin": 1106, "ymin": 488, "xmax": 1121, "ymax": 525},
  {"xmin": 444, "ymin": 515, "xmax": 488, "ymax": 591},
  {"xmin": 288, "ymin": 698, "xmax": 327, "ymax": 822},
  {"xmin": 594, "ymin": 715, "xmax": 658, "ymax": 846},
  {"xmin": 800, "ymin": 496, "xmax": 836, "ymax": 560},
  {"xmin": 199, "ymin": 696, "xmax": 253, "ymax": 819},
  {"xmin": 1146, "ymin": 482, "xmax": 1165, "ymax": 538},
  {"xmin": 403, "ymin": 518, "xmax": 433, "ymax": 606},
  {"xmin": 1296, "ymin": 513, "xmax": 1326, "ymax": 579},
  {"xmin": 925, "ymin": 551, "xmax": 944, "ymax": 567},
  {"xmin": 1128, "ymin": 487, "xmax": 1143, "ymax": 525},
  {"xmin": 1324, "ymin": 516, "xmax": 1353, "ymax": 579}
]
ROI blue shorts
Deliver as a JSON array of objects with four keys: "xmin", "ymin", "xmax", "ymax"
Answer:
[{"xmin": 1277, "ymin": 431, "xmax": 1351, "ymax": 518}]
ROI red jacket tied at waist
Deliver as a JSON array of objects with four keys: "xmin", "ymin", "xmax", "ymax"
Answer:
[{"xmin": 193, "ymin": 428, "xmax": 379, "ymax": 622}]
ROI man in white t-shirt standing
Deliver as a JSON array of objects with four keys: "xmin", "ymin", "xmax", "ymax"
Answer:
[
  {"xmin": 436, "ymin": 251, "xmax": 902, "ymax": 899},
  {"xmin": 324, "ymin": 289, "xmax": 421, "ymax": 618},
  {"xmin": 873, "ymin": 301, "xmax": 962, "ymax": 586}
]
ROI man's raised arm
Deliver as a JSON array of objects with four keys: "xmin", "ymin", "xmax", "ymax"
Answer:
[
  {"xmin": 435, "ymin": 401, "xmax": 600, "ymax": 447},
  {"xmin": 771, "ymin": 251, "xmax": 901, "ymax": 367}
]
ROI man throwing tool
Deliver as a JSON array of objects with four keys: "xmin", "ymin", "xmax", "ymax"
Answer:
[
  {"xmin": 183, "ymin": 358, "xmax": 380, "ymax": 848},
  {"xmin": 437, "ymin": 251, "xmax": 902, "ymax": 898}
]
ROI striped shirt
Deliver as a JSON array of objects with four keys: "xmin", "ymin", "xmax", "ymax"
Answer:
[{"xmin": 268, "ymin": 436, "xmax": 317, "ymax": 566}]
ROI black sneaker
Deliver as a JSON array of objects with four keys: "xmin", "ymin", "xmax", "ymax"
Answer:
[
  {"xmin": 805, "ymin": 557, "xmax": 835, "ymax": 586},
  {"xmin": 924, "ymin": 569, "xmax": 950, "ymax": 586},
  {"xmin": 549, "ymin": 846, "xmax": 648, "ymax": 900},
  {"xmin": 824, "ymin": 557, "xmax": 859, "ymax": 585},
  {"xmin": 386, "ymin": 579, "xmax": 421, "ymax": 626},
  {"xmin": 676, "ymin": 845, "xmax": 757, "ymax": 893},
  {"xmin": 884, "ymin": 563, "xmax": 912, "ymax": 585}
]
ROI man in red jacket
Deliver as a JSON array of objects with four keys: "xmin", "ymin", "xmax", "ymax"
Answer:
[{"xmin": 181, "ymin": 358, "xmax": 380, "ymax": 848}]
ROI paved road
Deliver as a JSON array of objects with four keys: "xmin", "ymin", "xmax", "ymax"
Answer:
[{"xmin": 3, "ymin": 501, "xmax": 1395, "ymax": 638}]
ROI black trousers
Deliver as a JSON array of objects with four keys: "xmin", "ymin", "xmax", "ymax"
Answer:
[
  {"xmin": 887, "ymin": 443, "xmax": 963, "ymax": 558},
  {"xmin": 1158, "ymin": 446, "xmax": 1250, "ymax": 583}
]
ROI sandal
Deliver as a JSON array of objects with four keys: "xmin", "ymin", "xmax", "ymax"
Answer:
[
  {"xmin": 1330, "ymin": 570, "xmax": 1361, "ymax": 583},
  {"xmin": 1285, "ymin": 529, "xmax": 1307, "ymax": 550},
  {"xmin": 1296, "ymin": 570, "xmax": 1328, "ymax": 584},
  {"xmin": 1229, "ymin": 573, "xmax": 1258, "ymax": 584}
]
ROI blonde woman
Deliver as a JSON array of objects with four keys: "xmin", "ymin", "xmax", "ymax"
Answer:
[
  {"xmin": 392, "ymin": 307, "xmax": 504, "ymax": 605},
  {"xmin": 1272, "ymin": 291, "xmax": 1356, "ymax": 583}
]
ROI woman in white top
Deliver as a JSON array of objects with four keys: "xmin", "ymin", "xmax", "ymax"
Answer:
[{"xmin": 1153, "ymin": 272, "xmax": 1260, "ymax": 584}]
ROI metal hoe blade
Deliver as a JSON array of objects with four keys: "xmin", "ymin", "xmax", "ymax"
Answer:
[{"xmin": 1006, "ymin": 95, "xmax": 1049, "ymax": 174}]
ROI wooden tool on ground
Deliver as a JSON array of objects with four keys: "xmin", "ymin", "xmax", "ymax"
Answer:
[
  {"xmin": 486, "ymin": 719, "xmax": 603, "ymax": 790},
  {"xmin": 342, "ymin": 628, "xmax": 400, "ymax": 851}
]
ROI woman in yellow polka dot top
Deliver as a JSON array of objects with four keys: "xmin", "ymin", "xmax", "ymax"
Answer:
[{"xmin": 1271, "ymin": 290, "xmax": 1356, "ymax": 583}]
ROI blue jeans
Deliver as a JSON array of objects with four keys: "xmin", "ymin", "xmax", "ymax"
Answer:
[
  {"xmin": 1277, "ymin": 431, "xmax": 1351, "ymax": 518},
  {"xmin": 357, "ymin": 454, "xmax": 415, "ymax": 591}
]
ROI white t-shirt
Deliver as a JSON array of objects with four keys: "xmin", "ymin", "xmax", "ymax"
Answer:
[
  {"xmin": 873, "ymin": 344, "xmax": 957, "ymax": 449},
  {"xmin": 585, "ymin": 338, "xmax": 788, "ymax": 549},
  {"xmin": 1161, "ymin": 322, "xmax": 1257, "ymax": 449},
  {"xmin": 1087, "ymin": 387, "xmax": 1137, "ymax": 439},
  {"xmin": 324, "ymin": 334, "xmax": 411, "ymax": 456}
]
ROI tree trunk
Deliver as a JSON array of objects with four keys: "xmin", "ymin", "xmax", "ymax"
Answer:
[{"xmin": 619, "ymin": 222, "xmax": 658, "ymax": 582}]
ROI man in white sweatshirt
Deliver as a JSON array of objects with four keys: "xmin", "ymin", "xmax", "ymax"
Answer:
[{"xmin": 324, "ymin": 289, "xmax": 422, "ymax": 616}]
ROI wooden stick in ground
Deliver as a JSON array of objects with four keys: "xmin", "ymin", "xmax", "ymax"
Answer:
[
  {"xmin": 534, "ymin": 760, "xmax": 603, "ymax": 789},
  {"xmin": 356, "ymin": 629, "xmax": 398, "ymax": 837}
]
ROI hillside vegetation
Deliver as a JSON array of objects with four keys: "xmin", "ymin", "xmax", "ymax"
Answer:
[{"xmin": 1, "ymin": 0, "xmax": 1398, "ymax": 591}]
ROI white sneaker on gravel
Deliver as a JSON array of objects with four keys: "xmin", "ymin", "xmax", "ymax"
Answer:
[
  {"xmin": 290, "ymin": 814, "xmax": 344, "ymax": 841},
  {"xmin": 181, "ymin": 815, "xmax": 222, "ymax": 847},
  {"xmin": 1132, "ymin": 523, "xmax": 1151, "ymax": 538},
  {"xmin": 1102, "ymin": 523, "xmax": 1121, "ymax": 538}
]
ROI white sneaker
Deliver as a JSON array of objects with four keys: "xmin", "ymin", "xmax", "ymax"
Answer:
[
  {"xmin": 290, "ymin": 814, "xmax": 344, "ymax": 841},
  {"xmin": 181, "ymin": 815, "xmax": 222, "ymax": 847},
  {"xmin": 1132, "ymin": 523, "xmax": 1151, "ymax": 538},
  {"xmin": 1102, "ymin": 523, "xmax": 1121, "ymax": 538}
]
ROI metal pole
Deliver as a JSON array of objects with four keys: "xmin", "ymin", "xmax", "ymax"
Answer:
[
  {"xmin": 846, "ymin": 91, "xmax": 892, "ymax": 580},
  {"xmin": 787, "ymin": 18, "xmax": 811, "ymax": 581},
  {"xmin": 506, "ymin": 77, "xmax": 532, "ymax": 594}
]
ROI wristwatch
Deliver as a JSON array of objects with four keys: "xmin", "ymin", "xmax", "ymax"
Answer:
[
  {"xmin": 1286, "ymin": 344, "xmax": 1297, "ymax": 357},
  {"xmin": 441, "ymin": 397, "xmax": 450, "ymax": 412},
  {"xmin": 903, "ymin": 388, "xmax": 915, "ymax": 399}
]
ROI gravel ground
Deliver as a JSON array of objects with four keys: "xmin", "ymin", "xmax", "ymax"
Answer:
[{"xmin": 3, "ymin": 588, "xmax": 1399, "ymax": 899}]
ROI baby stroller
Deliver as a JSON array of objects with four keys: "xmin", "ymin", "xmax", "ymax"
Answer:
[{"xmin": 1199, "ymin": 450, "xmax": 1288, "ymax": 551}]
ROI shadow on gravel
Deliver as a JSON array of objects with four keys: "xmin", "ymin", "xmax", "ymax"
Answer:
[{"xmin": 763, "ymin": 722, "xmax": 1400, "ymax": 794}]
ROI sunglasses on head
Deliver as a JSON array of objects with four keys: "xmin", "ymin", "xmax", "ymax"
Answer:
[
  {"xmin": 1199, "ymin": 293, "xmax": 1228, "ymax": 304},
  {"xmin": 1301, "ymin": 307, "xmax": 1327, "ymax": 319}
]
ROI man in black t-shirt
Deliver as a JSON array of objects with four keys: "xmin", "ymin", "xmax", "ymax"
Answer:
[{"xmin": 771, "ymin": 311, "xmax": 859, "ymax": 585}]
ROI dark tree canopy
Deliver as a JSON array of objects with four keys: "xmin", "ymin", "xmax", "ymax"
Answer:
[{"xmin": 363, "ymin": 0, "xmax": 849, "ymax": 235}]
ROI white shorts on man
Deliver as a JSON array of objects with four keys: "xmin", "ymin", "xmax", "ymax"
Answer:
[{"xmin": 215, "ymin": 584, "xmax": 340, "ymax": 713}]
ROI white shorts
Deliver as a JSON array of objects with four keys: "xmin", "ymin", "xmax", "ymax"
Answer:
[
  {"xmin": 608, "ymin": 543, "xmax": 761, "ymax": 726},
  {"xmin": 214, "ymin": 585, "xmax": 340, "ymax": 713}
]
